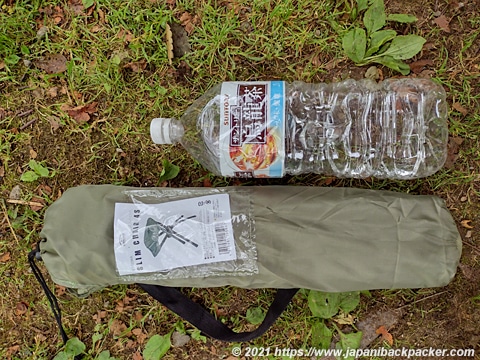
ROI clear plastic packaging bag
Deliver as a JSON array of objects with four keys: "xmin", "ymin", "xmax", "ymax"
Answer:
[{"xmin": 113, "ymin": 187, "xmax": 258, "ymax": 282}]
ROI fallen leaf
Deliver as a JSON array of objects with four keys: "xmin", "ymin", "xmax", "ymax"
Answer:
[
  {"xmin": 203, "ymin": 178, "xmax": 212, "ymax": 187},
  {"xmin": 98, "ymin": 8, "xmax": 107, "ymax": 23},
  {"xmin": 115, "ymin": 300, "xmax": 126, "ymax": 313},
  {"xmin": 132, "ymin": 328, "xmax": 148, "ymax": 344},
  {"xmin": 48, "ymin": 116, "xmax": 61, "ymax": 131},
  {"xmin": 69, "ymin": 0, "xmax": 90, "ymax": 16},
  {"xmin": 125, "ymin": 339, "xmax": 137, "ymax": 349},
  {"xmin": 324, "ymin": 58, "xmax": 339, "ymax": 70},
  {"xmin": 179, "ymin": 12, "xmax": 192, "ymax": 25},
  {"xmin": 465, "ymin": 230, "xmax": 472, "ymax": 238},
  {"xmin": 0, "ymin": 61, "xmax": 5, "ymax": 70},
  {"xmin": 6, "ymin": 345, "xmax": 20, "ymax": 356},
  {"xmin": 93, "ymin": 310, "xmax": 107, "ymax": 323},
  {"xmin": 34, "ymin": 54, "xmax": 68, "ymax": 74},
  {"xmin": 225, "ymin": 0, "xmax": 248, "ymax": 14},
  {"xmin": 409, "ymin": 59, "xmax": 434, "ymax": 74},
  {"xmin": 133, "ymin": 351, "xmax": 143, "ymax": 360},
  {"xmin": 124, "ymin": 293, "xmax": 137, "ymax": 303},
  {"xmin": 134, "ymin": 311, "xmax": 144, "ymax": 322},
  {"xmin": 324, "ymin": 177, "xmax": 335, "ymax": 185},
  {"xmin": 452, "ymin": 102, "xmax": 468, "ymax": 116},
  {"xmin": 72, "ymin": 111, "xmax": 90, "ymax": 123},
  {"xmin": 445, "ymin": 136, "xmax": 463, "ymax": 169},
  {"xmin": 184, "ymin": 22, "xmax": 194, "ymax": 35},
  {"xmin": 434, "ymin": 15, "xmax": 450, "ymax": 33},
  {"xmin": 37, "ymin": 184, "xmax": 52, "ymax": 196},
  {"xmin": 90, "ymin": 24, "xmax": 102, "ymax": 33},
  {"xmin": 376, "ymin": 325, "xmax": 394, "ymax": 345},
  {"xmin": 117, "ymin": 29, "xmax": 134, "ymax": 43},
  {"xmin": 166, "ymin": 23, "xmax": 174, "ymax": 65},
  {"xmin": 461, "ymin": 220, "xmax": 473, "ymax": 229},
  {"xmin": 15, "ymin": 302, "xmax": 29, "ymax": 316},
  {"xmin": 116, "ymin": 295, "xmax": 135, "ymax": 312},
  {"xmin": 31, "ymin": 89, "xmax": 45, "ymax": 102},
  {"xmin": 29, "ymin": 148, "xmax": 38, "ymax": 159},
  {"xmin": 61, "ymin": 102, "xmax": 97, "ymax": 124},
  {"xmin": 30, "ymin": 197, "xmax": 45, "ymax": 211},
  {"xmin": 452, "ymin": 136, "xmax": 464, "ymax": 145},
  {"xmin": 311, "ymin": 55, "xmax": 322, "ymax": 67},
  {"xmin": 54, "ymin": 15, "xmax": 63, "ymax": 24},
  {"xmin": 423, "ymin": 42, "xmax": 436, "ymax": 51},
  {"xmin": 123, "ymin": 60, "xmax": 147, "ymax": 73},
  {"xmin": 47, "ymin": 87, "xmax": 59, "ymax": 98},
  {"xmin": 418, "ymin": 69, "xmax": 435, "ymax": 78},
  {"xmin": 214, "ymin": 304, "xmax": 228, "ymax": 317},
  {"xmin": 0, "ymin": 252, "xmax": 11, "ymax": 262},
  {"xmin": 55, "ymin": 285, "xmax": 66, "ymax": 296},
  {"xmin": 110, "ymin": 319, "xmax": 128, "ymax": 337},
  {"xmin": 179, "ymin": 12, "xmax": 197, "ymax": 35},
  {"xmin": 52, "ymin": 6, "xmax": 65, "ymax": 25},
  {"xmin": 449, "ymin": 0, "xmax": 464, "ymax": 10}
]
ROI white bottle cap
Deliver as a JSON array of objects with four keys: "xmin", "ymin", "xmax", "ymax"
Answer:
[{"xmin": 150, "ymin": 118, "xmax": 173, "ymax": 144}]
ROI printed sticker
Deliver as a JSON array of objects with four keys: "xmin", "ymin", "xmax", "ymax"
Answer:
[
  {"xmin": 220, "ymin": 81, "xmax": 285, "ymax": 177},
  {"xmin": 114, "ymin": 194, "xmax": 236, "ymax": 276}
]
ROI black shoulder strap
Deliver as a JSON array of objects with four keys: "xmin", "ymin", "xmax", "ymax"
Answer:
[
  {"xmin": 138, "ymin": 284, "xmax": 299, "ymax": 342},
  {"xmin": 29, "ymin": 242, "xmax": 298, "ymax": 345},
  {"xmin": 28, "ymin": 243, "xmax": 83, "ymax": 360}
]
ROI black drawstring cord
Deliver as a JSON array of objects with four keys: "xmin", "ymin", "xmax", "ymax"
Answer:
[{"xmin": 28, "ymin": 242, "xmax": 83, "ymax": 359}]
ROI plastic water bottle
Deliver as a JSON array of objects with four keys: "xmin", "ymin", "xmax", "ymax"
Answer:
[{"xmin": 150, "ymin": 78, "xmax": 448, "ymax": 179}]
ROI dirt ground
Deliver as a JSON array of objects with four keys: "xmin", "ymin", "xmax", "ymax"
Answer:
[{"xmin": 1, "ymin": 0, "xmax": 479, "ymax": 359}]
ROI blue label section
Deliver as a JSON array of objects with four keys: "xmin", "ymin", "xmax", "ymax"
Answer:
[{"xmin": 268, "ymin": 81, "xmax": 285, "ymax": 177}]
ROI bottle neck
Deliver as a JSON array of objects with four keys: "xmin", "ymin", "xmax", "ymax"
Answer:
[
  {"xmin": 150, "ymin": 118, "xmax": 185, "ymax": 144},
  {"xmin": 168, "ymin": 119, "xmax": 185, "ymax": 144}
]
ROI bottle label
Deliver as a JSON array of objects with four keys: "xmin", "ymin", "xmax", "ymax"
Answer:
[
  {"xmin": 113, "ymin": 194, "xmax": 237, "ymax": 276},
  {"xmin": 219, "ymin": 81, "xmax": 285, "ymax": 177}
]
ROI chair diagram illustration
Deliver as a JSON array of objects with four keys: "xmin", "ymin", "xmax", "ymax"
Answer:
[{"xmin": 144, "ymin": 215, "xmax": 199, "ymax": 257}]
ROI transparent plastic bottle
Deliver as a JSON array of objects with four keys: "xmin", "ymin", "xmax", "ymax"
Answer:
[{"xmin": 150, "ymin": 78, "xmax": 448, "ymax": 179}]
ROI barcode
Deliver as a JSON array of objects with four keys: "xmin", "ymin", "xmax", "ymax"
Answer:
[{"xmin": 215, "ymin": 223, "xmax": 230, "ymax": 255}]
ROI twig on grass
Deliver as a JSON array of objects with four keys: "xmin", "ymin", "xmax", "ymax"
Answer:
[
  {"xmin": 463, "ymin": 241, "xmax": 480, "ymax": 255},
  {"xmin": 17, "ymin": 109, "xmax": 34, "ymax": 118},
  {"xmin": 1, "ymin": 199, "xmax": 19, "ymax": 245},
  {"xmin": 19, "ymin": 118, "xmax": 37, "ymax": 130},
  {"xmin": 396, "ymin": 290, "xmax": 449, "ymax": 311},
  {"xmin": 6, "ymin": 199, "xmax": 44, "ymax": 208}
]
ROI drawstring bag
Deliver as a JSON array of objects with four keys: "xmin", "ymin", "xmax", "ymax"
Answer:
[{"xmin": 30, "ymin": 185, "xmax": 461, "ymax": 345}]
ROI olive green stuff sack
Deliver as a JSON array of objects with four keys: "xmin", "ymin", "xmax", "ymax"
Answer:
[{"xmin": 39, "ymin": 185, "xmax": 461, "ymax": 295}]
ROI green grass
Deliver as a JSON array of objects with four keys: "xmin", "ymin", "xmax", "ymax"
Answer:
[{"xmin": 1, "ymin": 0, "xmax": 480, "ymax": 358}]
